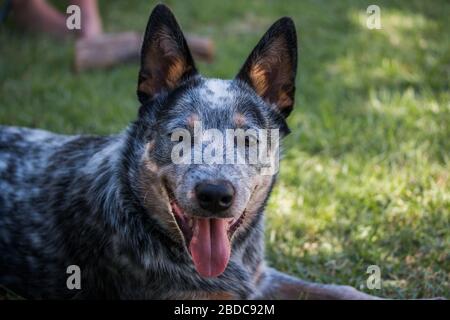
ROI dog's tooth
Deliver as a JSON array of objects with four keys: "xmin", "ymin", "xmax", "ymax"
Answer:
[{"xmin": 188, "ymin": 218, "xmax": 193, "ymax": 228}]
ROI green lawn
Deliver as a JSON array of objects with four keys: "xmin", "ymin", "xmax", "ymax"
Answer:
[{"xmin": 1, "ymin": 0, "xmax": 449, "ymax": 298}]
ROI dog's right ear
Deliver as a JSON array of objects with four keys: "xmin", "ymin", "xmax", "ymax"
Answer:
[
  {"xmin": 137, "ymin": 4, "xmax": 198, "ymax": 104},
  {"xmin": 236, "ymin": 17, "xmax": 297, "ymax": 118}
]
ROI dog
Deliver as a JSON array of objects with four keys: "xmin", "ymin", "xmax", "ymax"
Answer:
[{"xmin": 0, "ymin": 4, "xmax": 377, "ymax": 299}]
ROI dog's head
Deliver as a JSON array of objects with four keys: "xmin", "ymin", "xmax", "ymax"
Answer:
[{"xmin": 134, "ymin": 4, "xmax": 297, "ymax": 278}]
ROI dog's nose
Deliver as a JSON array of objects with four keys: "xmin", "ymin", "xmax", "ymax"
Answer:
[{"xmin": 195, "ymin": 180, "xmax": 235, "ymax": 212}]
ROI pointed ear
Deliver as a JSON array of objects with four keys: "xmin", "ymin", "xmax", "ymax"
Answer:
[
  {"xmin": 137, "ymin": 4, "xmax": 198, "ymax": 104},
  {"xmin": 236, "ymin": 17, "xmax": 298, "ymax": 118}
]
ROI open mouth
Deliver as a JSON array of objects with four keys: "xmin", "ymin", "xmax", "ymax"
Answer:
[{"xmin": 166, "ymin": 187, "xmax": 245, "ymax": 278}]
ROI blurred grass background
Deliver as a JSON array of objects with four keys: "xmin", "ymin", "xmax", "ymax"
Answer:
[{"xmin": 0, "ymin": 0, "xmax": 449, "ymax": 298}]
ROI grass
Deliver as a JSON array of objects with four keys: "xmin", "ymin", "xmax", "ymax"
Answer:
[{"xmin": 0, "ymin": 0, "xmax": 449, "ymax": 298}]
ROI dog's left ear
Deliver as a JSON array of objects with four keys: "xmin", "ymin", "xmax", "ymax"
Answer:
[
  {"xmin": 236, "ymin": 17, "xmax": 297, "ymax": 118},
  {"xmin": 137, "ymin": 4, "xmax": 198, "ymax": 104}
]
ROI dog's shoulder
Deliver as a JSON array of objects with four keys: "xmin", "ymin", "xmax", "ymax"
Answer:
[{"xmin": 0, "ymin": 126, "xmax": 119, "ymax": 298}]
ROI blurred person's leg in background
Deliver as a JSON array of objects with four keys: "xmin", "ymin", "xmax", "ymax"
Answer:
[
  {"xmin": 73, "ymin": 0, "xmax": 102, "ymax": 38},
  {"xmin": 5, "ymin": 1, "xmax": 214, "ymax": 72}
]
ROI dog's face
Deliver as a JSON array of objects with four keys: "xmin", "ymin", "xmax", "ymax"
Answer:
[{"xmin": 135, "ymin": 5, "xmax": 297, "ymax": 278}]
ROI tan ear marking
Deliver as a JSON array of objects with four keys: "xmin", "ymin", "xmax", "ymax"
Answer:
[
  {"xmin": 246, "ymin": 36, "xmax": 294, "ymax": 112},
  {"xmin": 249, "ymin": 63, "xmax": 269, "ymax": 97},
  {"xmin": 167, "ymin": 58, "xmax": 186, "ymax": 88},
  {"xmin": 138, "ymin": 79, "xmax": 157, "ymax": 98},
  {"xmin": 277, "ymin": 90, "xmax": 293, "ymax": 110}
]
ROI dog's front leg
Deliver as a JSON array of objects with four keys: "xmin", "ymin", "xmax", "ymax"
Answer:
[{"xmin": 254, "ymin": 267, "xmax": 380, "ymax": 300}]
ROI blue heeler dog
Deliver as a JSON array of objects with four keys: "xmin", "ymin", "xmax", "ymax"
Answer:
[{"xmin": 0, "ymin": 5, "xmax": 378, "ymax": 299}]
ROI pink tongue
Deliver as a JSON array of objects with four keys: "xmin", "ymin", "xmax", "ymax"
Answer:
[{"xmin": 189, "ymin": 218, "xmax": 231, "ymax": 278}]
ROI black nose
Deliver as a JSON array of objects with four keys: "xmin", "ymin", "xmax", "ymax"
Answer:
[{"xmin": 195, "ymin": 180, "xmax": 235, "ymax": 212}]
